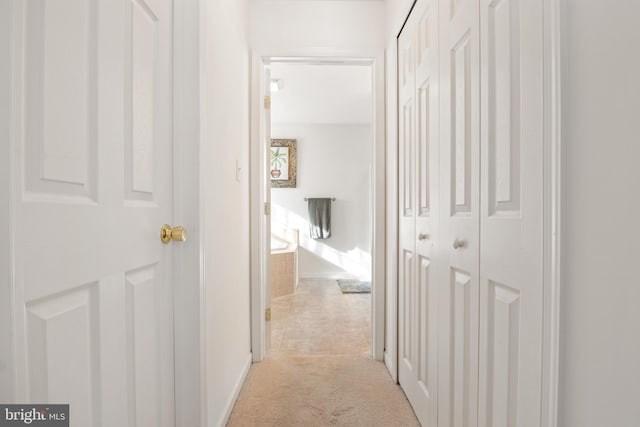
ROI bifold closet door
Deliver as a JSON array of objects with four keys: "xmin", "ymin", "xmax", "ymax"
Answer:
[
  {"xmin": 400, "ymin": 0, "xmax": 545, "ymax": 425},
  {"xmin": 478, "ymin": 0, "xmax": 544, "ymax": 425},
  {"xmin": 397, "ymin": 0, "xmax": 440, "ymax": 425},
  {"xmin": 437, "ymin": 0, "xmax": 481, "ymax": 426}
]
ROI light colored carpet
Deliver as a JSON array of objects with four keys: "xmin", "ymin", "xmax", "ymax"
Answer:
[
  {"xmin": 226, "ymin": 279, "xmax": 419, "ymax": 426},
  {"xmin": 270, "ymin": 278, "xmax": 371, "ymax": 356},
  {"xmin": 226, "ymin": 355, "xmax": 420, "ymax": 427}
]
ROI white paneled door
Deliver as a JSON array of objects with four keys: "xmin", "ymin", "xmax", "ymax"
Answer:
[
  {"xmin": 397, "ymin": 1, "xmax": 440, "ymax": 425},
  {"xmin": 10, "ymin": 1, "xmax": 175, "ymax": 426}
]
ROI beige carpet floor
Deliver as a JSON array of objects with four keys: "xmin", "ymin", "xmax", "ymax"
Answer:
[{"xmin": 227, "ymin": 279, "xmax": 419, "ymax": 427}]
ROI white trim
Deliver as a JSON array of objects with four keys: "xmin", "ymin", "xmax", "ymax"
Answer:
[
  {"xmin": 8, "ymin": 0, "xmax": 25, "ymax": 400},
  {"xmin": 541, "ymin": 0, "xmax": 562, "ymax": 425},
  {"xmin": 250, "ymin": 47, "xmax": 386, "ymax": 362},
  {"xmin": 217, "ymin": 353, "xmax": 252, "ymax": 427},
  {"xmin": 0, "ymin": 0, "xmax": 15, "ymax": 402},
  {"xmin": 249, "ymin": 52, "xmax": 266, "ymax": 362},
  {"xmin": 384, "ymin": 350, "xmax": 395, "ymax": 379},
  {"xmin": 383, "ymin": 0, "xmax": 415, "ymax": 385},
  {"xmin": 383, "ymin": 38, "xmax": 399, "ymax": 383},
  {"xmin": 196, "ymin": 2, "xmax": 209, "ymax": 425},
  {"xmin": 371, "ymin": 50, "xmax": 386, "ymax": 361}
]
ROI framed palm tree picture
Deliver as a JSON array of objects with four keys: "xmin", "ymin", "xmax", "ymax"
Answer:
[{"xmin": 270, "ymin": 139, "xmax": 297, "ymax": 188}]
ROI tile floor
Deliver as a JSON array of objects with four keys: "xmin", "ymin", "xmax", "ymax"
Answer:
[{"xmin": 270, "ymin": 278, "xmax": 371, "ymax": 356}]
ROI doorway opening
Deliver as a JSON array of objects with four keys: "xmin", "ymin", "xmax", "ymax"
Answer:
[
  {"xmin": 268, "ymin": 61, "xmax": 374, "ymax": 357},
  {"xmin": 250, "ymin": 53, "xmax": 386, "ymax": 363}
]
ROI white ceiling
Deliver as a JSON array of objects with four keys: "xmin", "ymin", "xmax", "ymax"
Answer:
[{"xmin": 269, "ymin": 63, "xmax": 373, "ymax": 125}]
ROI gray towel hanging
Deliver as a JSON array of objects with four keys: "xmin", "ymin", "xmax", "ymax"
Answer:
[{"xmin": 307, "ymin": 198, "xmax": 332, "ymax": 239}]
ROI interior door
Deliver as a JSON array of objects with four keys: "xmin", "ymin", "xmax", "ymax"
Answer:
[
  {"xmin": 10, "ymin": 1, "xmax": 175, "ymax": 426},
  {"xmin": 478, "ymin": 0, "xmax": 544, "ymax": 425},
  {"xmin": 438, "ymin": 0, "xmax": 481, "ymax": 425},
  {"xmin": 397, "ymin": 1, "xmax": 439, "ymax": 424}
]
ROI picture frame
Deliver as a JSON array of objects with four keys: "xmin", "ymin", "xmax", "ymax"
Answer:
[{"xmin": 270, "ymin": 139, "xmax": 297, "ymax": 188}]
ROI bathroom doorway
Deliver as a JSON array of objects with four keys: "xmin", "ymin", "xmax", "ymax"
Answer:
[
  {"xmin": 249, "ymin": 54, "xmax": 386, "ymax": 362},
  {"xmin": 268, "ymin": 62, "xmax": 374, "ymax": 356}
]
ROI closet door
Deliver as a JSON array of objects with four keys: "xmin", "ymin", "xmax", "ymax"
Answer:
[
  {"xmin": 438, "ymin": 0, "xmax": 481, "ymax": 426},
  {"xmin": 397, "ymin": 1, "xmax": 439, "ymax": 425},
  {"xmin": 478, "ymin": 0, "xmax": 544, "ymax": 425}
]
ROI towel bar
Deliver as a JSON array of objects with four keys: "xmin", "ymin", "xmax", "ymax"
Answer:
[{"xmin": 304, "ymin": 197, "xmax": 336, "ymax": 202}]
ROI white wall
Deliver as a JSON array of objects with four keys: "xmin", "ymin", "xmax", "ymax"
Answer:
[
  {"xmin": 385, "ymin": 0, "xmax": 415, "ymax": 41},
  {"xmin": 560, "ymin": 1, "xmax": 640, "ymax": 426},
  {"xmin": 271, "ymin": 124, "xmax": 372, "ymax": 279},
  {"xmin": 249, "ymin": 0, "xmax": 385, "ymax": 51},
  {"xmin": 0, "ymin": 0, "xmax": 13, "ymax": 402},
  {"xmin": 200, "ymin": 0, "xmax": 252, "ymax": 425}
]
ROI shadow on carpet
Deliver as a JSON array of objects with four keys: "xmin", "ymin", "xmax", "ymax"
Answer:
[{"xmin": 337, "ymin": 279, "xmax": 371, "ymax": 294}]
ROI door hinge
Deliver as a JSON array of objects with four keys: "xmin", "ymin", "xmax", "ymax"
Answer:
[
  {"xmin": 264, "ymin": 201, "xmax": 271, "ymax": 216},
  {"xmin": 265, "ymin": 308, "xmax": 271, "ymax": 321},
  {"xmin": 264, "ymin": 95, "xmax": 271, "ymax": 109}
]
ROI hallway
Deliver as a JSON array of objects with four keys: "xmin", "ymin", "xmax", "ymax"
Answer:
[{"xmin": 227, "ymin": 279, "xmax": 419, "ymax": 426}]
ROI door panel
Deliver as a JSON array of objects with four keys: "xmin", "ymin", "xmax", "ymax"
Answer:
[
  {"xmin": 402, "ymin": 101, "xmax": 414, "ymax": 218},
  {"xmin": 23, "ymin": 0, "xmax": 97, "ymax": 200},
  {"xmin": 398, "ymin": 1, "xmax": 439, "ymax": 425},
  {"xmin": 26, "ymin": 286, "xmax": 99, "ymax": 426},
  {"xmin": 400, "ymin": 249, "xmax": 414, "ymax": 365},
  {"xmin": 451, "ymin": 33, "xmax": 472, "ymax": 215},
  {"xmin": 126, "ymin": 265, "xmax": 162, "ymax": 427},
  {"xmin": 398, "ymin": 13, "xmax": 417, "ymax": 403},
  {"xmin": 416, "ymin": 255, "xmax": 431, "ymax": 393},
  {"xmin": 482, "ymin": 281, "xmax": 521, "ymax": 427},
  {"xmin": 12, "ymin": 0, "xmax": 175, "ymax": 426},
  {"xmin": 486, "ymin": 0, "xmax": 521, "ymax": 216},
  {"xmin": 438, "ymin": 0, "xmax": 480, "ymax": 425},
  {"xmin": 479, "ymin": 0, "xmax": 544, "ymax": 425},
  {"xmin": 417, "ymin": 83, "xmax": 431, "ymax": 217},
  {"xmin": 127, "ymin": 0, "xmax": 160, "ymax": 202},
  {"xmin": 450, "ymin": 268, "xmax": 475, "ymax": 427}
]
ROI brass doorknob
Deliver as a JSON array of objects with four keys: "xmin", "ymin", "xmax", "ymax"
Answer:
[{"xmin": 161, "ymin": 224, "xmax": 188, "ymax": 244}]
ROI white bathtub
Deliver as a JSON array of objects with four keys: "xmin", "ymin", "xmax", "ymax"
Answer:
[{"xmin": 271, "ymin": 235, "xmax": 291, "ymax": 252}]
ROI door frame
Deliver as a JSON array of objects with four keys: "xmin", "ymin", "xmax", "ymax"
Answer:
[
  {"xmin": 387, "ymin": 0, "xmax": 562, "ymax": 424},
  {"xmin": 249, "ymin": 47, "xmax": 386, "ymax": 362},
  {"xmin": 0, "ymin": 0, "xmax": 14, "ymax": 402},
  {"xmin": 541, "ymin": 0, "xmax": 562, "ymax": 425}
]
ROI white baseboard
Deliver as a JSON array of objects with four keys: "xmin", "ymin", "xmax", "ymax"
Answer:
[
  {"xmin": 384, "ymin": 350, "xmax": 398, "ymax": 383},
  {"xmin": 217, "ymin": 353, "xmax": 252, "ymax": 427}
]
